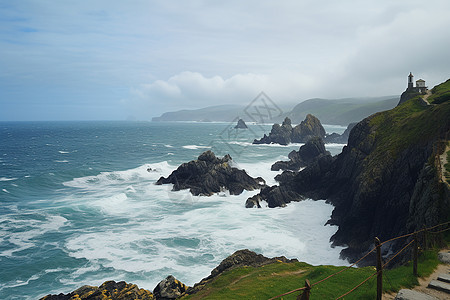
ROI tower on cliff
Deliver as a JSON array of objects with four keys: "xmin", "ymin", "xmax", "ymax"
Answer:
[
  {"xmin": 398, "ymin": 72, "xmax": 428, "ymax": 106},
  {"xmin": 408, "ymin": 72, "xmax": 414, "ymax": 90}
]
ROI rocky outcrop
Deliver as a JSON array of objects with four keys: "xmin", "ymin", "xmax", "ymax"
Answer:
[
  {"xmin": 156, "ymin": 150, "xmax": 265, "ymax": 196},
  {"xmin": 398, "ymin": 90, "xmax": 421, "ymax": 106},
  {"xmin": 186, "ymin": 249, "xmax": 298, "ymax": 295},
  {"xmin": 40, "ymin": 281, "xmax": 154, "ymax": 300},
  {"xmin": 234, "ymin": 118, "xmax": 248, "ymax": 129},
  {"xmin": 253, "ymin": 115, "xmax": 325, "ymax": 145},
  {"xmin": 153, "ymin": 275, "xmax": 188, "ymax": 300},
  {"xmin": 247, "ymin": 89, "xmax": 450, "ymax": 263},
  {"xmin": 324, "ymin": 122, "xmax": 356, "ymax": 144},
  {"xmin": 271, "ymin": 137, "xmax": 329, "ymax": 171}
]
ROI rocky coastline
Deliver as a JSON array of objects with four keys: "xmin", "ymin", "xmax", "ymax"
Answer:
[
  {"xmin": 41, "ymin": 250, "xmax": 296, "ymax": 300},
  {"xmin": 41, "ymin": 80, "xmax": 450, "ymax": 299}
]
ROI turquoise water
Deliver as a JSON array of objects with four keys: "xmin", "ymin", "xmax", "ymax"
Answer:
[{"xmin": 0, "ymin": 121, "xmax": 347, "ymax": 299}]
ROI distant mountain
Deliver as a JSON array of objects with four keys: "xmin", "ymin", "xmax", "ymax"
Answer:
[
  {"xmin": 152, "ymin": 96, "xmax": 399, "ymax": 126},
  {"xmin": 152, "ymin": 105, "xmax": 244, "ymax": 122},
  {"xmin": 285, "ymin": 96, "xmax": 399, "ymax": 125}
]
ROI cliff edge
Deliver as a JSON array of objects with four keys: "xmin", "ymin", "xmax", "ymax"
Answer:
[{"xmin": 252, "ymin": 79, "xmax": 450, "ymax": 262}]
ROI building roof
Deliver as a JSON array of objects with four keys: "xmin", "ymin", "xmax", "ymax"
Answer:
[
  {"xmin": 416, "ymin": 79, "xmax": 425, "ymax": 82},
  {"xmin": 409, "ymin": 72, "xmax": 414, "ymax": 77}
]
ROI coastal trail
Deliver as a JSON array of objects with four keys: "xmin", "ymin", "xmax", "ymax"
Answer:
[
  {"xmin": 383, "ymin": 249, "xmax": 450, "ymax": 300},
  {"xmin": 439, "ymin": 142, "xmax": 450, "ymax": 187}
]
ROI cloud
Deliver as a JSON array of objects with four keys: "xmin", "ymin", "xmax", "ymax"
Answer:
[
  {"xmin": 2, "ymin": 1, "xmax": 450, "ymax": 120},
  {"xmin": 125, "ymin": 70, "xmax": 325, "ymax": 118}
]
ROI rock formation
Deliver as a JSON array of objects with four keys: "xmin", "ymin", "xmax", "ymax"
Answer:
[
  {"xmin": 153, "ymin": 275, "xmax": 188, "ymax": 300},
  {"xmin": 156, "ymin": 150, "xmax": 265, "ymax": 196},
  {"xmin": 253, "ymin": 115, "xmax": 325, "ymax": 145},
  {"xmin": 40, "ymin": 280, "xmax": 154, "ymax": 300},
  {"xmin": 234, "ymin": 118, "xmax": 248, "ymax": 129},
  {"xmin": 271, "ymin": 137, "xmax": 330, "ymax": 171},
  {"xmin": 247, "ymin": 82, "xmax": 450, "ymax": 262}
]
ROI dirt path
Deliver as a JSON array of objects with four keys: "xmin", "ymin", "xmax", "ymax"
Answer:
[
  {"xmin": 440, "ymin": 143, "xmax": 450, "ymax": 187},
  {"xmin": 383, "ymin": 249, "xmax": 450, "ymax": 299},
  {"xmin": 422, "ymin": 89, "xmax": 432, "ymax": 105}
]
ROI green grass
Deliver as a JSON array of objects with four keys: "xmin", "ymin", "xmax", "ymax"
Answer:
[
  {"xmin": 181, "ymin": 249, "xmax": 441, "ymax": 300},
  {"xmin": 361, "ymin": 80, "xmax": 450, "ymax": 181},
  {"xmin": 429, "ymin": 79, "xmax": 450, "ymax": 104}
]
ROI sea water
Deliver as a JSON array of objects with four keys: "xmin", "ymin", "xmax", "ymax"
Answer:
[{"xmin": 0, "ymin": 121, "xmax": 348, "ymax": 299}]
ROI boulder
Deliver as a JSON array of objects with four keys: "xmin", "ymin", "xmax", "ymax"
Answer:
[
  {"xmin": 156, "ymin": 150, "xmax": 265, "ymax": 196},
  {"xmin": 153, "ymin": 275, "xmax": 188, "ymax": 300}
]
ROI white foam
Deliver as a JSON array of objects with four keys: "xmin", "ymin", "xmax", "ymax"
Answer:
[
  {"xmin": 2, "ymin": 189, "xmax": 10, "ymax": 193},
  {"xmin": 63, "ymin": 161, "xmax": 174, "ymax": 190},
  {"xmin": 55, "ymin": 160, "xmax": 69, "ymax": 163},
  {"xmin": 58, "ymin": 150, "xmax": 70, "ymax": 154},
  {"xmin": 182, "ymin": 145, "xmax": 211, "ymax": 150},
  {"xmin": 228, "ymin": 141, "xmax": 305, "ymax": 148},
  {"xmin": 234, "ymin": 160, "xmax": 282, "ymax": 186},
  {"xmin": 62, "ymin": 170, "xmax": 347, "ymax": 287},
  {"xmin": 0, "ymin": 214, "xmax": 68, "ymax": 257},
  {"xmin": 0, "ymin": 177, "xmax": 17, "ymax": 182}
]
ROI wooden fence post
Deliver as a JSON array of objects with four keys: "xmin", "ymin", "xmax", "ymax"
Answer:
[
  {"xmin": 375, "ymin": 237, "xmax": 382, "ymax": 300},
  {"xmin": 413, "ymin": 233, "xmax": 418, "ymax": 276},
  {"xmin": 297, "ymin": 279, "xmax": 311, "ymax": 300}
]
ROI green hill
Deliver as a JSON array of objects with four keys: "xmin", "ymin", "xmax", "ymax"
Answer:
[{"xmin": 286, "ymin": 96, "xmax": 399, "ymax": 125}]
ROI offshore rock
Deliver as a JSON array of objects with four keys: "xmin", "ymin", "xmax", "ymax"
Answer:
[
  {"xmin": 153, "ymin": 275, "xmax": 188, "ymax": 300},
  {"xmin": 186, "ymin": 249, "xmax": 298, "ymax": 295},
  {"xmin": 253, "ymin": 117, "xmax": 293, "ymax": 145},
  {"xmin": 253, "ymin": 115, "xmax": 325, "ymax": 145},
  {"xmin": 156, "ymin": 150, "xmax": 265, "ymax": 196},
  {"xmin": 271, "ymin": 137, "xmax": 329, "ymax": 171},
  {"xmin": 40, "ymin": 280, "xmax": 154, "ymax": 300},
  {"xmin": 234, "ymin": 118, "xmax": 248, "ymax": 129},
  {"xmin": 324, "ymin": 122, "xmax": 356, "ymax": 144},
  {"xmin": 291, "ymin": 114, "xmax": 326, "ymax": 143}
]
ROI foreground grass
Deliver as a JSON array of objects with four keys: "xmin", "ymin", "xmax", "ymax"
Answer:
[{"xmin": 182, "ymin": 250, "xmax": 441, "ymax": 300}]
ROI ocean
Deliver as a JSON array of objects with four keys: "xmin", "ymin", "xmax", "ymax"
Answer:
[{"xmin": 0, "ymin": 121, "xmax": 348, "ymax": 299}]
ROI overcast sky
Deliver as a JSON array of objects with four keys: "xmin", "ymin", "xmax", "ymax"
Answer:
[{"xmin": 1, "ymin": 0, "xmax": 449, "ymax": 121}]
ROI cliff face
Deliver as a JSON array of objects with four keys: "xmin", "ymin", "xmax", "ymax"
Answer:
[{"xmin": 256, "ymin": 80, "xmax": 450, "ymax": 261}]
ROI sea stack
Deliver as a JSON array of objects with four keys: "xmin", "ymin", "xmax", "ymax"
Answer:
[{"xmin": 234, "ymin": 118, "xmax": 248, "ymax": 129}]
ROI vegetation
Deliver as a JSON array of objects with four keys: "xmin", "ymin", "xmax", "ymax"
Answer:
[
  {"xmin": 365, "ymin": 80, "xmax": 450, "ymax": 174},
  {"xmin": 181, "ymin": 249, "xmax": 442, "ymax": 300},
  {"xmin": 429, "ymin": 79, "xmax": 450, "ymax": 104}
]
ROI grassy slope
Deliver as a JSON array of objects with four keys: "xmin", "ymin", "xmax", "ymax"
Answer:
[
  {"xmin": 364, "ymin": 82, "xmax": 450, "ymax": 177},
  {"xmin": 181, "ymin": 250, "xmax": 440, "ymax": 300}
]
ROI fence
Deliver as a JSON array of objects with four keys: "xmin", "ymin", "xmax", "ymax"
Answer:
[{"xmin": 269, "ymin": 221, "xmax": 450, "ymax": 300}]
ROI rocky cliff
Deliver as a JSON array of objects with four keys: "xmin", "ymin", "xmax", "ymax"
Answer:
[{"xmin": 249, "ymin": 80, "xmax": 450, "ymax": 262}]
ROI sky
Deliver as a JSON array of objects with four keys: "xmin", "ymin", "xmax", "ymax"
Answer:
[{"xmin": 1, "ymin": 0, "xmax": 449, "ymax": 121}]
